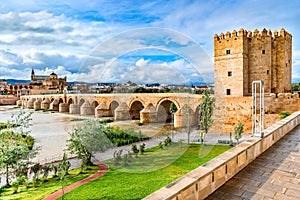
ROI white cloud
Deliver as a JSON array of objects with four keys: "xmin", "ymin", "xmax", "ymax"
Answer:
[{"xmin": 136, "ymin": 58, "xmax": 149, "ymax": 67}]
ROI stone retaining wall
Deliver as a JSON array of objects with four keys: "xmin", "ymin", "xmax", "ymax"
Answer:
[{"xmin": 143, "ymin": 111, "xmax": 300, "ymax": 200}]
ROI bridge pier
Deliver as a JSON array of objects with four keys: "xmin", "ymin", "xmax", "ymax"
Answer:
[
  {"xmin": 16, "ymin": 100, "xmax": 23, "ymax": 107},
  {"xmin": 26, "ymin": 98, "xmax": 36, "ymax": 109},
  {"xmin": 140, "ymin": 104, "xmax": 157, "ymax": 123},
  {"xmin": 59, "ymin": 103, "xmax": 69, "ymax": 113},
  {"xmin": 69, "ymin": 104, "xmax": 80, "ymax": 114},
  {"xmin": 41, "ymin": 99, "xmax": 50, "ymax": 110},
  {"xmin": 95, "ymin": 103, "xmax": 110, "ymax": 117},
  {"xmin": 34, "ymin": 99, "xmax": 41, "ymax": 110},
  {"xmin": 80, "ymin": 102, "xmax": 94, "ymax": 115},
  {"xmin": 114, "ymin": 102, "xmax": 131, "ymax": 120},
  {"xmin": 174, "ymin": 105, "xmax": 195, "ymax": 128},
  {"xmin": 49, "ymin": 99, "xmax": 59, "ymax": 111}
]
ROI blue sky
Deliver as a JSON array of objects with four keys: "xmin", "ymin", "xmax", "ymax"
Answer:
[{"xmin": 0, "ymin": 0, "xmax": 299, "ymax": 84}]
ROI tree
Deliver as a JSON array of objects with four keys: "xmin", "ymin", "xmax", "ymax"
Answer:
[
  {"xmin": 234, "ymin": 122, "xmax": 244, "ymax": 144},
  {"xmin": 199, "ymin": 90, "xmax": 215, "ymax": 143},
  {"xmin": 0, "ymin": 110, "xmax": 37, "ymax": 187},
  {"xmin": 9, "ymin": 109, "xmax": 33, "ymax": 136},
  {"xmin": 67, "ymin": 120, "xmax": 114, "ymax": 170},
  {"xmin": 30, "ymin": 163, "xmax": 41, "ymax": 187},
  {"xmin": 0, "ymin": 131, "xmax": 33, "ymax": 186},
  {"xmin": 58, "ymin": 152, "xmax": 71, "ymax": 200},
  {"xmin": 292, "ymin": 82, "xmax": 300, "ymax": 92}
]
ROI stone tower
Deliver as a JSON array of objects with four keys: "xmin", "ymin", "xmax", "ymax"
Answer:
[
  {"xmin": 31, "ymin": 69, "xmax": 35, "ymax": 81},
  {"xmin": 214, "ymin": 28, "xmax": 292, "ymax": 97}
]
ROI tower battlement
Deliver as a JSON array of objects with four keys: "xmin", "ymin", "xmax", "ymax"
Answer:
[
  {"xmin": 214, "ymin": 27, "xmax": 292, "ymax": 97},
  {"xmin": 214, "ymin": 28, "xmax": 292, "ymax": 41}
]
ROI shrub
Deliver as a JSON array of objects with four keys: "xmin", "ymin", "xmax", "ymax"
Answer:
[
  {"xmin": 42, "ymin": 165, "xmax": 52, "ymax": 179},
  {"xmin": 122, "ymin": 154, "xmax": 130, "ymax": 167},
  {"xmin": 52, "ymin": 164, "xmax": 59, "ymax": 177},
  {"xmin": 234, "ymin": 123, "xmax": 244, "ymax": 144},
  {"xmin": 164, "ymin": 136, "xmax": 172, "ymax": 146},
  {"xmin": 127, "ymin": 150, "xmax": 132, "ymax": 162},
  {"xmin": 131, "ymin": 144, "xmax": 139, "ymax": 157},
  {"xmin": 139, "ymin": 143, "xmax": 145, "ymax": 154},
  {"xmin": 229, "ymin": 132, "xmax": 233, "ymax": 146},
  {"xmin": 24, "ymin": 134, "xmax": 34, "ymax": 150},
  {"xmin": 99, "ymin": 118, "xmax": 113, "ymax": 124},
  {"xmin": 131, "ymin": 144, "xmax": 139, "ymax": 154},
  {"xmin": 178, "ymin": 139, "xmax": 184, "ymax": 148},
  {"xmin": 103, "ymin": 126, "xmax": 149, "ymax": 147},
  {"xmin": 113, "ymin": 150, "xmax": 123, "ymax": 166},
  {"xmin": 11, "ymin": 180, "xmax": 19, "ymax": 194},
  {"xmin": 31, "ymin": 163, "xmax": 41, "ymax": 187},
  {"xmin": 158, "ymin": 142, "xmax": 164, "ymax": 150},
  {"xmin": 279, "ymin": 111, "xmax": 291, "ymax": 119}
]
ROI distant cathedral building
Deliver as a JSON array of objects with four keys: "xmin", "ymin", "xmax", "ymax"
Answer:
[
  {"xmin": 30, "ymin": 69, "xmax": 67, "ymax": 91},
  {"xmin": 5, "ymin": 69, "xmax": 67, "ymax": 96}
]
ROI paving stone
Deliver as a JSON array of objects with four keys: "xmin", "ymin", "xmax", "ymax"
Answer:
[
  {"xmin": 241, "ymin": 191, "xmax": 256, "ymax": 199},
  {"xmin": 285, "ymin": 188, "xmax": 300, "ymax": 197},
  {"xmin": 260, "ymin": 183, "xmax": 283, "ymax": 193},
  {"xmin": 272, "ymin": 169, "xmax": 297, "ymax": 178},
  {"xmin": 273, "ymin": 192, "xmax": 297, "ymax": 200},
  {"xmin": 206, "ymin": 190, "xmax": 224, "ymax": 199},
  {"xmin": 225, "ymin": 178, "xmax": 245, "ymax": 189},
  {"xmin": 220, "ymin": 193, "xmax": 243, "ymax": 200},
  {"xmin": 234, "ymin": 177, "xmax": 262, "ymax": 187},
  {"xmin": 219, "ymin": 184, "xmax": 244, "ymax": 196},
  {"xmin": 256, "ymin": 188, "xmax": 276, "ymax": 198},
  {"xmin": 245, "ymin": 193, "xmax": 265, "ymax": 200},
  {"xmin": 242, "ymin": 184, "xmax": 260, "ymax": 193}
]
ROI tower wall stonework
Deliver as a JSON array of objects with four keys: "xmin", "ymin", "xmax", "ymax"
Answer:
[
  {"xmin": 214, "ymin": 29, "xmax": 249, "ymax": 96},
  {"xmin": 214, "ymin": 28, "xmax": 292, "ymax": 96}
]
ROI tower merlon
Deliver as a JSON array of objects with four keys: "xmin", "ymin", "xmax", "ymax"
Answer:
[{"xmin": 215, "ymin": 28, "xmax": 291, "ymax": 41}]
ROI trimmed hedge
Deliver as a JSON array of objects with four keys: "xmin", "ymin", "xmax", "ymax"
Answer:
[{"xmin": 103, "ymin": 126, "xmax": 149, "ymax": 146}]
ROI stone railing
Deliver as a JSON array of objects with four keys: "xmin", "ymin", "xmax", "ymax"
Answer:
[{"xmin": 143, "ymin": 111, "xmax": 300, "ymax": 200}]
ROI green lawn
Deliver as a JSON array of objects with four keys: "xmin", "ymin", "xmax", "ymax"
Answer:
[
  {"xmin": 0, "ymin": 143, "xmax": 231, "ymax": 200},
  {"xmin": 0, "ymin": 166, "xmax": 99, "ymax": 200},
  {"xmin": 61, "ymin": 143, "xmax": 231, "ymax": 200}
]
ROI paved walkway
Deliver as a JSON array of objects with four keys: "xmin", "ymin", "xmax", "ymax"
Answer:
[
  {"xmin": 43, "ymin": 162, "xmax": 108, "ymax": 200},
  {"xmin": 207, "ymin": 125, "xmax": 300, "ymax": 200}
]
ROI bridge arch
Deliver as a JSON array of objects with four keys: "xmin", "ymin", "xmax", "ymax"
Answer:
[
  {"xmin": 79, "ymin": 98, "xmax": 85, "ymax": 107},
  {"xmin": 58, "ymin": 98, "xmax": 64, "ymax": 104},
  {"xmin": 67, "ymin": 98, "xmax": 73, "ymax": 105},
  {"xmin": 109, "ymin": 100, "xmax": 119, "ymax": 117},
  {"xmin": 91, "ymin": 100, "xmax": 99, "ymax": 108},
  {"xmin": 91, "ymin": 100, "xmax": 99, "ymax": 115},
  {"xmin": 129, "ymin": 100, "xmax": 144, "ymax": 120},
  {"xmin": 156, "ymin": 99, "xmax": 179, "ymax": 123}
]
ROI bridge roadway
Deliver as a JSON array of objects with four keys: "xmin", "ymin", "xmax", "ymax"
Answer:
[{"xmin": 207, "ymin": 125, "xmax": 300, "ymax": 200}]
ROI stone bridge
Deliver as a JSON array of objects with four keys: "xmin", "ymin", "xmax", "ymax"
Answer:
[{"xmin": 19, "ymin": 93, "xmax": 203, "ymax": 128}]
